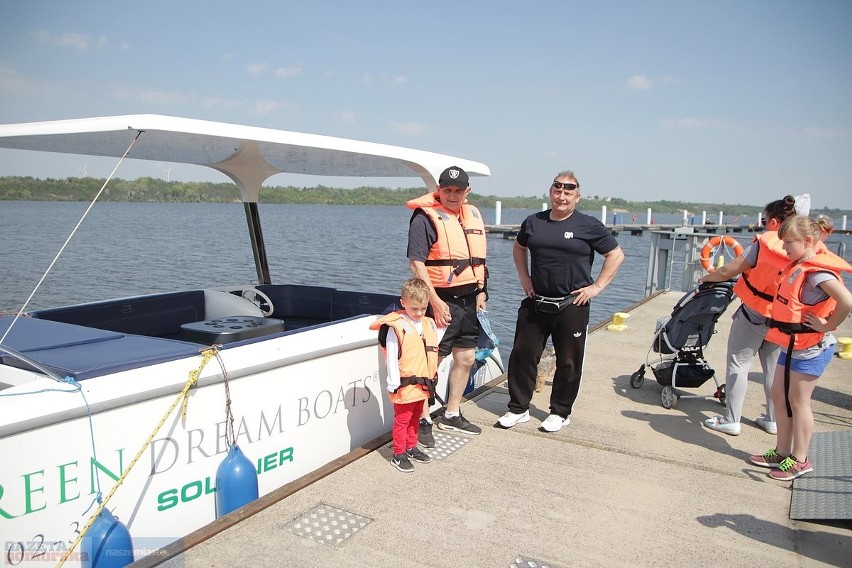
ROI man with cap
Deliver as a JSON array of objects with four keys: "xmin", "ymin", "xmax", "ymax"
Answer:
[{"xmin": 406, "ymin": 166, "xmax": 488, "ymax": 440}]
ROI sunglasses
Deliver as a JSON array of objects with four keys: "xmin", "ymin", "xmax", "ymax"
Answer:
[{"xmin": 552, "ymin": 181, "xmax": 578, "ymax": 190}]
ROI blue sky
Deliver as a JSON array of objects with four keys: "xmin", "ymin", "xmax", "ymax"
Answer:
[{"xmin": 1, "ymin": 0, "xmax": 850, "ymax": 210}]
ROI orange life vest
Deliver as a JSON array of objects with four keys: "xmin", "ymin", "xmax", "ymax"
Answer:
[
  {"xmin": 369, "ymin": 311, "xmax": 439, "ymax": 404},
  {"xmin": 733, "ymin": 232, "xmax": 790, "ymax": 316},
  {"xmin": 766, "ymin": 250, "xmax": 852, "ymax": 350},
  {"xmin": 406, "ymin": 193, "xmax": 487, "ymax": 289},
  {"xmin": 734, "ymin": 232, "xmax": 828, "ymax": 317}
]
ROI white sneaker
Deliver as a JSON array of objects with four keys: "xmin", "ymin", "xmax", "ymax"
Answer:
[
  {"xmin": 497, "ymin": 410, "xmax": 530, "ymax": 429},
  {"xmin": 540, "ymin": 414, "xmax": 570, "ymax": 432},
  {"xmin": 755, "ymin": 414, "xmax": 777, "ymax": 435},
  {"xmin": 703, "ymin": 415, "xmax": 741, "ymax": 436}
]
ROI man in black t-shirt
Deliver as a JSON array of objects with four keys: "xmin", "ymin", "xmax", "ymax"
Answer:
[{"xmin": 497, "ymin": 170, "xmax": 624, "ymax": 432}]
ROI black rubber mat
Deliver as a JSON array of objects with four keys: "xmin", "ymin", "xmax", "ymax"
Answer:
[{"xmin": 790, "ymin": 430, "xmax": 852, "ymax": 520}]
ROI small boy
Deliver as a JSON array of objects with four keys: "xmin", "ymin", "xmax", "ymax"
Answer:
[{"xmin": 370, "ymin": 278, "xmax": 438, "ymax": 472}]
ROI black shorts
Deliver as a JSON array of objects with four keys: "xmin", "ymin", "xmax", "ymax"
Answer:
[{"xmin": 435, "ymin": 290, "xmax": 480, "ymax": 357}]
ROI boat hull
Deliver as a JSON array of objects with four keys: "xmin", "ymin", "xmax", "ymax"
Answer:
[{"xmin": 0, "ymin": 314, "xmax": 502, "ymax": 565}]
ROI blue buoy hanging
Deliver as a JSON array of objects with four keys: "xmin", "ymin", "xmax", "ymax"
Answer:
[
  {"xmin": 81, "ymin": 508, "xmax": 134, "ymax": 568},
  {"xmin": 215, "ymin": 445, "xmax": 258, "ymax": 518}
]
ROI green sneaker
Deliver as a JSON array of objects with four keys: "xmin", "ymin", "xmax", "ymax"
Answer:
[{"xmin": 749, "ymin": 448, "xmax": 786, "ymax": 468}]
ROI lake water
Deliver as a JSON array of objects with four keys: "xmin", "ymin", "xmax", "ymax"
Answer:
[{"xmin": 1, "ymin": 201, "xmax": 850, "ymax": 350}]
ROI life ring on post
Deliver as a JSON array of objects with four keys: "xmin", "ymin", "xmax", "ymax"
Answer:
[{"xmin": 700, "ymin": 235, "xmax": 744, "ymax": 272}]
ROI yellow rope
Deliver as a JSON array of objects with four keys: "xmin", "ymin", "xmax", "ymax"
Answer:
[{"xmin": 57, "ymin": 347, "xmax": 218, "ymax": 567}]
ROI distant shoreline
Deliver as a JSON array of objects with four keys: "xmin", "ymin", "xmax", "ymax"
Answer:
[{"xmin": 0, "ymin": 176, "xmax": 848, "ymax": 217}]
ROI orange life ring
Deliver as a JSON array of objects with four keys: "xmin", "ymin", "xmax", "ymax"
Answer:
[{"xmin": 700, "ymin": 236, "xmax": 744, "ymax": 272}]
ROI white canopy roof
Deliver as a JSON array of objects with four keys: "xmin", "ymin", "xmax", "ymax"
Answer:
[{"xmin": 0, "ymin": 114, "xmax": 490, "ymax": 202}]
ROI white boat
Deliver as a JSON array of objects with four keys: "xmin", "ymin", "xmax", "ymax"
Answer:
[{"xmin": 0, "ymin": 115, "xmax": 504, "ymax": 566}]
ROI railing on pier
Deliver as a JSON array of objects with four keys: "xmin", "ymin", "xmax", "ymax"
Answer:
[{"xmin": 645, "ymin": 230, "xmax": 848, "ymax": 296}]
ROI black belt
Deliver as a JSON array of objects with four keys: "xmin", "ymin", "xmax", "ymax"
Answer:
[{"xmin": 533, "ymin": 294, "xmax": 578, "ymax": 314}]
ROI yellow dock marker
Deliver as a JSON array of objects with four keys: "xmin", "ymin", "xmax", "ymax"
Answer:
[
  {"xmin": 607, "ymin": 312, "xmax": 630, "ymax": 331},
  {"xmin": 836, "ymin": 337, "xmax": 852, "ymax": 360}
]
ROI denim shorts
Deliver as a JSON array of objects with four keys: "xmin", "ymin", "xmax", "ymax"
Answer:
[{"xmin": 778, "ymin": 345, "xmax": 835, "ymax": 377}]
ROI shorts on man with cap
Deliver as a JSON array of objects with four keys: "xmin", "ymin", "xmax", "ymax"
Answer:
[{"xmin": 439, "ymin": 166, "xmax": 469, "ymax": 188}]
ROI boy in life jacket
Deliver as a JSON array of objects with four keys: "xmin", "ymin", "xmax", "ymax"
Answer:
[
  {"xmin": 370, "ymin": 278, "xmax": 439, "ymax": 473},
  {"xmin": 750, "ymin": 216, "xmax": 852, "ymax": 481}
]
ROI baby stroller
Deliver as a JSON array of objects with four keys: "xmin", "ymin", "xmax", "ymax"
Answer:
[{"xmin": 629, "ymin": 281, "xmax": 735, "ymax": 408}]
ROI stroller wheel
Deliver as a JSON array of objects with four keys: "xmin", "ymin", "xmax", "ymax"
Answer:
[
  {"xmin": 630, "ymin": 368, "xmax": 645, "ymax": 389},
  {"xmin": 661, "ymin": 385, "xmax": 678, "ymax": 409}
]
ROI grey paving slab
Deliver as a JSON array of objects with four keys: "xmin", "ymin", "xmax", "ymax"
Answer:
[{"xmin": 154, "ymin": 292, "xmax": 852, "ymax": 568}]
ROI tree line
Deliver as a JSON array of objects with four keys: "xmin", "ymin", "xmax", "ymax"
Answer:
[{"xmin": 0, "ymin": 176, "xmax": 847, "ymax": 218}]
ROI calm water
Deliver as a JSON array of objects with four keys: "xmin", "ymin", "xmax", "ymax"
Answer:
[{"xmin": 1, "ymin": 201, "xmax": 850, "ymax": 349}]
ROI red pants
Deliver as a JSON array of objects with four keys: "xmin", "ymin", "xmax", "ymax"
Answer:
[{"xmin": 392, "ymin": 399, "xmax": 424, "ymax": 455}]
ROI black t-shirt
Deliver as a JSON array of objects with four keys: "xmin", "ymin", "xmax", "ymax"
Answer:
[
  {"xmin": 517, "ymin": 210, "xmax": 619, "ymax": 297},
  {"xmin": 406, "ymin": 210, "xmax": 436, "ymax": 262}
]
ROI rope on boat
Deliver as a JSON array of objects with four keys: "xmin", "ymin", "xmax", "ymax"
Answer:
[
  {"xmin": 217, "ymin": 350, "xmax": 238, "ymax": 448},
  {"xmin": 57, "ymin": 346, "xmax": 219, "ymax": 567},
  {"xmin": 0, "ymin": 131, "xmax": 143, "ymax": 346}
]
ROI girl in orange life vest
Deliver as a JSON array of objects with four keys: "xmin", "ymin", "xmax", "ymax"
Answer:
[
  {"xmin": 369, "ymin": 278, "xmax": 439, "ymax": 473},
  {"xmin": 700, "ymin": 196, "xmax": 798, "ymax": 436},
  {"xmin": 750, "ymin": 216, "xmax": 852, "ymax": 481}
]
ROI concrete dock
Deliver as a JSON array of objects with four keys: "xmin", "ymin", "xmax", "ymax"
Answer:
[{"xmin": 144, "ymin": 292, "xmax": 852, "ymax": 568}]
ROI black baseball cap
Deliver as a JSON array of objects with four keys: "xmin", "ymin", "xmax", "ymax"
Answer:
[{"xmin": 438, "ymin": 166, "xmax": 469, "ymax": 188}]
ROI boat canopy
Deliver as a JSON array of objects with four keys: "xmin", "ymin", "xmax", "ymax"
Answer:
[
  {"xmin": 0, "ymin": 114, "xmax": 490, "ymax": 202},
  {"xmin": 0, "ymin": 114, "xmax": 491, "ymax": 284}
]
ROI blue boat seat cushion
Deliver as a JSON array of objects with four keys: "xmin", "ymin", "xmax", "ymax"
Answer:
[
  {"xmin": 0, "ymin": 316, "xmax": 200, "ymax": 381},
  {"xmin": 32, "ymin": 290, "xmax": 205, "ymax": 339},
  {"xmin": 258, "ymin": 285, "xmax": 334, "ymax": 329}
]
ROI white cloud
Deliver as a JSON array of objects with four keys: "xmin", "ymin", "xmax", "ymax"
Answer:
[
  {"xmin": 626, "ymin": 74, "xmax": 678, "ymax": 91},
  {"xmin": 389, "ymin": 74, "xmax": 407, "ymax": 85},
  {"xmin": 0, "ymin": 62, "xmax": 28, "ymax": 94},
  {"xmin": 247, "ymin": 63, "xmax": 270, "ymax": 76},
  {"xmin": 626, "ymin": 75, "xmax": 652, "ymax": 91},
  {"xmin": 254, "ymin": 100, "xmax": 284, "ymax": 114},
  {"xmin": 203, "ymin": 97, "xmax": 240, "ymax": 110},
  {"xmin": 336, "ymin": 111, "xmax": 356, "ymax": 123},
  {"xmin": 31, "ymin": 30, "xmax": 90, "ymax": 51},
  {"xmin": 275, "ymin": 66, "xmax": 302, "ymax": 79},
  {"xmin": 662, "ymin": 117, "xmax": 737, "ymax": 130},
  {"xmin": 96, "ymin": 36, "xmax": 109, "ymax": 49},
  {"xmin": 389, "ymin": 121, "xmax": 426, "ymax": 136},
  {"xmin": 805, "ymin": 127, "xmax": 849, "ymax": 139},
  {"xmin": 113, "ymin": 87, "xmax": 191, "ymax": 105}
]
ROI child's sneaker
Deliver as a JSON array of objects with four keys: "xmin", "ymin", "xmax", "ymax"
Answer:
[
  {"xmin": 391, "ymin": 453, "xmax": 414, "ymax": 473},
  {"xmin": 749, "ymin": 448, "xmax": 786, "ymax": 468},
  {"xmin": 769, "ymin": 456, "xmax": 813, "ymax": 481}
]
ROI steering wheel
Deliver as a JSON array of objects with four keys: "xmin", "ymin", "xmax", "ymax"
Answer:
[{"xmin": 240, "ymin": 288, "xmax": 274, "ymax": 317}]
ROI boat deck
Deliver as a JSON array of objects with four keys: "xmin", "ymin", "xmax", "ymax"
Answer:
[{"xmin": 141, "ymin": 292, "xmax": 852, "ymax": 568}]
